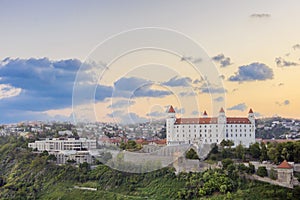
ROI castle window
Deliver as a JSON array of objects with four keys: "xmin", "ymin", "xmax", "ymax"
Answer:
[
  {"xmin": 177, "ymin": 134, "xmax": 179, "ymax": 137},
  {"xmin": 244, "ymin": 134, "xmax": 246, "ymax": 137},
  {"xmin": 235, "ymin": 134, "xmax": 237, "ymax": 137},
  {"xmin": 226, "ymin": 134, "xmax": 228, "ymax": 137},
  {"xmin": 231, "ymin": 134, "xmax": 233, "ymax": 137},
  {"xmin": 183, "ymin": 134, "xmax": 185, "ymax": 137},
  {"xmin": 250, "ymin": 134, "xmax": 252, "ymax": 137},
  {"xmin": 195, "ymin": 134, "xmax": 196, "ymax": 137},
  {"xmin": 205, "ymin": 130, "xmax": 207, "ymax": 132},
  {"xmin": 200, "ymin": 134, "xmax": 202, "ymax": 137},
  {"xmin": 205, "ymin": 134, "xmax": 207, "ymax": 137},
  {"xmin": 210, "ymin": 134, "xmax": 212, "ymax": 137},
  {"xmin": 240, "ymin": 134, "xmax": 242, "ymax": 137},
  {"xmin": 216, "ymin": 134, "xmax": 218, "ymax": 137},
  {"xmin": 216, "ymin": 139, "xmax": 218, "ymax": 142},
  {"xmin": 210, "ymin": 139, "xmax": 212, "ymax": 142}
]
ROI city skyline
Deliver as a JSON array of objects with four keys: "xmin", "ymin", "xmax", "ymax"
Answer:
[{"xmin": 1, "ymin": 0, "xmax": 300, "ymax": 123}]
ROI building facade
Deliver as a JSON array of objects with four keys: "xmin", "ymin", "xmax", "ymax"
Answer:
[
  {"xmin": 28, "ymin": 138, "xmax": 97, "ymax": 151},
  {"xmin": 166, "ymin": 106, "xmax": 255, "ymax": 147}
]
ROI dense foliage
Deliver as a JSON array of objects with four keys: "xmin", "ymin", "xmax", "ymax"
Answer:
[
  {"xmin": 0, "ymin": 136, "xmax": 299, "ymax": 199},
  {"xmin": 207, "ymin": 139, "xmax": 300, "ymax": 164}
]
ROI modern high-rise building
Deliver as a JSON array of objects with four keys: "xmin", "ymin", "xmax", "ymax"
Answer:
[{"xmin": 166, "ymin": 106, "xmax": 255, "ymax": 147}]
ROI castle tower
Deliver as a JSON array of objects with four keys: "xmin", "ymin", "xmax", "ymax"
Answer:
[
  {"xmin": 218, "ymin": 107, "xmax": 226, "ymax": 124},
  {"xmin": 277, "ymin": 160, "xmax": 294, "ymax": 188},
  {"xmin": 248, "ymin": 108, "xmax": 255, "ymax": 124},
  {"xmin": 166, "ymin": 105, "xmax": 176, "ymax": 145}
]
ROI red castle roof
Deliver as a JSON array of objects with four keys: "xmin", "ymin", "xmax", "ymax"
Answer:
[
  {"xmin": 277, "ymin": 160, "xmax": 293, "ymax": 169},
  {"xmin": 168, "ymin": 105, "xmax": 176, "ymax": 113},
  {"xmin": 249, "ymin": 108, "xmax": 254, "ymax": 114},
  {"xmin": 203, "ymin": 111, "xmax": 207, "ymax": 115},
  {"xmin": 219, "ymin": 107, "xmax": 225, "ymax": 113},
  {"xmin": 174, "ymin": 117, "xmax": 251, "ymax": 124}
]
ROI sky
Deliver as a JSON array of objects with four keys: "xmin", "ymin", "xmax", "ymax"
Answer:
[{"xmin": 1, "ymin": 0, "xmax": 300, "ymax": 124}]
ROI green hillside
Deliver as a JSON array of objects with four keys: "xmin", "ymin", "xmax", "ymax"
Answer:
[{"xmin": 0, "ymin": 136, "xmax": 299, "ymax": 200}]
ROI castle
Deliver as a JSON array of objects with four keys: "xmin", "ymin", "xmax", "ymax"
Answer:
[{"xmin": 166, "ymin": 106, "xmax": 255, "ymax": 147}]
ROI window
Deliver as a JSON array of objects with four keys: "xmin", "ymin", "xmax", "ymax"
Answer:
[{"xmin": 226, "ymin": 134, "xmax": 228, "ymax": 137}]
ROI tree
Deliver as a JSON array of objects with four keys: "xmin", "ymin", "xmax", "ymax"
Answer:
[
  {"xmin": 185, "ymin": 148, "xmax": 199, "ymax": 160},
  {"xmin": 249, "ymin": 143, "xmax": 261, "ymax": 159},
  {"xmin": 247, "ymin": 163, "xmax": 255, "ymax": 174},
  {"xmin": 281, "ymin": 147, "xmax": 290, "ymax": 161},
  {"xmin": 235, "ymin": 144, "xmax": 245, "ymax": 159},
  {"xmin": 260, "ymin": 142, "xmax": 268, "ymax": 161},
  {"xmin": 222, "ymin": 158, "xmax": 233, "ymax": 169},
  {"xmin": 269, "ymin": 168, "xmax": 277, "ymax": 180},
  {"xmin": 47, "ymin": 154, "xmax": 57, "ymax": 162},
  {"xmin": 257, "ymin": 166, "xmax": 268, "ymax": 177},
  {"xmin": 267, "ymin": 147, "xmax": 278, "ymax": 163}
]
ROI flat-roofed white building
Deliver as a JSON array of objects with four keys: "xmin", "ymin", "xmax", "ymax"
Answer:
[{"xmin": 28, "ymin": 137, "xmax": 96, "ymax": 151}]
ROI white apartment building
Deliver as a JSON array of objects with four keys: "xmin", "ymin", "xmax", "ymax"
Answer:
[
  {"xmin": 166, "ymin": 106, "xmax": 255, "ymax": 147},
  {"xmin": 28, "ymin": 137, "xmax": 97, "ymax": 151}
]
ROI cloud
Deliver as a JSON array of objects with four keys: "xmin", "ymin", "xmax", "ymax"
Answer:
[
  {"xmin": 228, "ymin": 62, "xmax": 273, "ymax": 82},
  {"xmin": 284, "ymin": 100, "xmax": 290, "ymax": 105},
  {"xmin": 0, "ymin": 84, "xmax": 22, "ymax": 100},
  {"xmin": 292, "ymin": 44, "xmax": 300, "ymax": 50},
  {"xmin": 180, "ymin": 56, "xmax": 202, "ymax": 63},
  {"xmin": 214, "ymin": 96, "xmax": 224, "ymax": 102},
  {"xmin": 276, "ymin": 100, "xmax": 290, "ymax": 106},
  {"xmin": 163, "ymin": 76, "xmax": 192, "ymax": 87},
  {"xmin": 107, "ymin": 99, "xmax": 135, "ymax": 109},
  {"xmin": 101, "ymin": 77, "xmax": 171, "ymax": 99},
  {"xmin": 250, "ymin": 13, "xmax": 271, "ymax": 18},
  {"xmin": 278, "ymin": 83, "xmax": 284, "ymax": 87},
  {"xmin": 200, "ymin": 86, "xmax": 227, "ymax": 94},
  {"xmin": 146, "ymin": 111, "xmax": 166, "ymax": 118},
  {"xmin": 227, "ymin": 103, "xmax": 247, "ymax": 111},
  {"xmin": 193, "ymin": 77, "xmax": 205, "ymax": 85},
  {"xmin": 275, "ymin": 57, "xmax": 299, "ymax": 67},
  {"xmin": 219, "ymin": 75, "xmax": 225, "ymax": 80},
  {"xmin": 0, "ymin": 58, "xmax": 171, "ymax": 123},
  {"xmin": 0, "ymin": 57, "xmax": 83, "ymax": 114},
  {"xmin": 212, "ymin": 54, "xmax": 232, "ymax": 67},
  {"xmin": 191, "ymin": 110, "xmax": 200, "ymax": 116},
  {"xmin": 254, "ymin": 112, "xmax": 263, "ymax": 117},
  {"xmin": 179, "ymin": 91, "xmax": 196, "ymax": 97}
]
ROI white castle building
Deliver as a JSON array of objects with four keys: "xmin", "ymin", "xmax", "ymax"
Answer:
[{"xmin": 166, "ymin": 106, "xmax": 255, "ymax": 147}]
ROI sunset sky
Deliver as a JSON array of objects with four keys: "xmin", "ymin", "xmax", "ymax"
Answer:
[{"xmin": 1, "ymin": 0, "xmax": 300, "ymax": 123}]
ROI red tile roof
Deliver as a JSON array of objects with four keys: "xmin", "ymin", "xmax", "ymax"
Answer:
[
  {"xmin": 203, "ymin": 111, "xmax": 207, "ymax": 116},
  {"xmin": 226, "ymin": 117, "xmax": 251, "ymax": 124},
  {"xmin": 277, "ymin": 160, "xmax": 293, "ymax": 169},
  {"xmin": 174, "ymin": 117, "xmax": 251, "ymax": 124},
  {"xmin": 168, "ymin": 105, "xmax": 176, "ymax": 113},
  {"xmin": 219, "ymin": 107, "xmax": 225, "ymax": 113},
  {"xmin": 249, "ymin": 108, "xmax": 254, "ymax": 114}
]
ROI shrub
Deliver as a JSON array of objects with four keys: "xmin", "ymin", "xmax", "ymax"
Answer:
[{"xmin": 257, "ymin": 166, "xmax": 268, "ymax": 177}]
